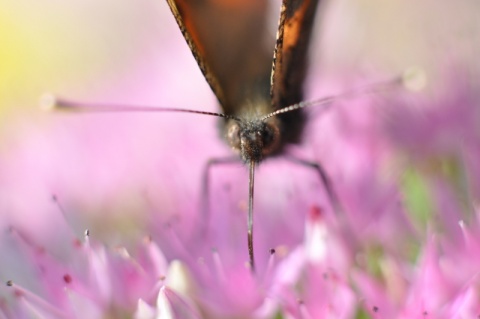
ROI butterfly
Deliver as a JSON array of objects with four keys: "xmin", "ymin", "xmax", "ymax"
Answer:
[{"xmin": 164, "ymin": 0, "xmax": 325, "ymax": 271}]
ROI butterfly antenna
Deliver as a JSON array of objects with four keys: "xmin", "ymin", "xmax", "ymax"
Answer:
[
  {"xmin": 40, "ymin": 94, "xmax": 240, "ymax": 121},
  {"xmin": 247, "ymin": 160, "xmax": 256, "ymax": 272},
  {"xmin": 261, "ymin": 68, "xmax": 426, "ymax": 121}
]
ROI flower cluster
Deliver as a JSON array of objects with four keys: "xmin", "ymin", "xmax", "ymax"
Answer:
[{"xmin": 2, "ymin": 69, "xmax": 480, "ymax": 318}]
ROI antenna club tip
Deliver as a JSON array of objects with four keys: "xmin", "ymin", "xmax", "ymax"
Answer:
[
  {"xmin": 401, "ymin": 66, "xmax": 427, "ymax": 92},
  {"xmin": 39, "ymin": 93, "xmax": 58, "ymax": 111}
]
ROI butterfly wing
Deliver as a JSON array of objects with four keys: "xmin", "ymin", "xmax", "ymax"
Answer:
[
  {"xmin": 269, "ymin": 0, "xmax": 320, "ymax": 145},
  {"xmin": 271, "ymin": 0, "xmax": 320, "ymax": 108},
  {"xmin": 165, "ymin": 0, "xmax": 272, "ymax": 114}
]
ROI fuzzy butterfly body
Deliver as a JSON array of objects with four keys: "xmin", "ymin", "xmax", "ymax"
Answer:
[{"xmin": 166, "ymin": 0, "xmax": 319, "ymax": 163}]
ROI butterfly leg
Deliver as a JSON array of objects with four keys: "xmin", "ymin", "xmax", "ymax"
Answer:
[
  {"xmin": 200, "ymin": 156, "xmax": 241, "ymax": 240},
  {"xmin": 284, "ymin": 154, "xmax": 344, "ymax": 217}
]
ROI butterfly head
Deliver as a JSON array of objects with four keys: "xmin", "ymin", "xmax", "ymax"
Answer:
[{"xmin": 226, "ymin": 117, "xmax": 280, "ymax": 163}]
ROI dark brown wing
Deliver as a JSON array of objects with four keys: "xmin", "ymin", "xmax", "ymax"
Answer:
[
  {"xmin": 271, "ymin": 0, "xmax": 320, "ymax": 109},
  {"xmin": 165, "ymin": 0, "xmax": 272, "ymax": 115}
]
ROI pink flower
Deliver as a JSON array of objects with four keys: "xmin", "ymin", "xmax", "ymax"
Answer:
[{"xmin": 3, "ymin": 228, "xmax": 167, "ymax": 318}]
